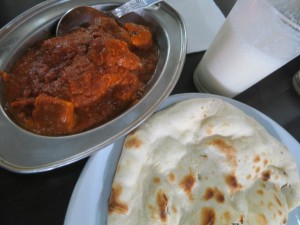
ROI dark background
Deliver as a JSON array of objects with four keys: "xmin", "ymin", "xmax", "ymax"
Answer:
[{"xmin": 0, "ymin": 0, "xmax": 299, "ymax": 225}]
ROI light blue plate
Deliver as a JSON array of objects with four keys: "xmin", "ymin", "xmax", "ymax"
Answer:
[{"xmin": 64, "ymin": 93, "xmax": 300, "ymax": 225}]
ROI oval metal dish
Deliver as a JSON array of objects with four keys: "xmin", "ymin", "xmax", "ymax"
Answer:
[{"xmin": 0, "ymin": 0, "xmax": 187, "ymax": 173}]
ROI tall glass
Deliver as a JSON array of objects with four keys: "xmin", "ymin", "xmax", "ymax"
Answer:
[{"xmin": 193, "ymin": 0, "xmax": 300, "ymax": 98}]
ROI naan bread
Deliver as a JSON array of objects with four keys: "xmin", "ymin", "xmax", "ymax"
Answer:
[{"xmin": 107, "ymin": 98, "xmax": 300, "ymax": 225}]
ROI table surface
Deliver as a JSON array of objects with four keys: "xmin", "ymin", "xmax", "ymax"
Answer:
[{"xmin": 1, "ymin": 1, "xmax": 300, "ymax": 225}]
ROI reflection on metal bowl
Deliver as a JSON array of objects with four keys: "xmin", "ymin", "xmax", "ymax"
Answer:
[{"xmin": 0, "ymin": 0, "xmax": 186, "ymax": 173}]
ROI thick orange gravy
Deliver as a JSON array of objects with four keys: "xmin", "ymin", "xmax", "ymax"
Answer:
[{"xmin": 0, "ymin": 13, "xmax": 158, "ymax": 136}]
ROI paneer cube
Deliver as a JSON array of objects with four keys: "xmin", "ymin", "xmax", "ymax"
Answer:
[{"xmin": 32, "ymin": 94, "xmax": 75, "ymax": 133}]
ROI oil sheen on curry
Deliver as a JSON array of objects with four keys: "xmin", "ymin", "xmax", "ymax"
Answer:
[{"xmin": 0, "ymin": 12, "xmax": 158, "ymax": 136}]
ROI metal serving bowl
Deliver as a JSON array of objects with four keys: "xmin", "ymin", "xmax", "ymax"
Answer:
[{"xmin": 0, "ymin": 0, "xmax": 186, "ymax": 173}]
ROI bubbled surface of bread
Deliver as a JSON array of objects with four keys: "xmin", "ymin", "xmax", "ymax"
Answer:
[{"xmin": 108, "ymin": 98, "xmax": 300, "ymax": 225}]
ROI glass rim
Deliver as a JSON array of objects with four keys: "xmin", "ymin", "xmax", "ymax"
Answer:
[{"xmin": 264, "ymin": 0, "xmax": 300, "ymax": 31}]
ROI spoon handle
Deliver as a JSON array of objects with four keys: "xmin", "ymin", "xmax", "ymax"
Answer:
[{"xmin": 111, "ymin": 0, "xmax": 161, "ymax": 18}]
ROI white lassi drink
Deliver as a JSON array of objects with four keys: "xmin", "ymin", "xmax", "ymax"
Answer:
[{"xmin": 193, "ymin": 0, "xmax": 300, "ymax": 98}]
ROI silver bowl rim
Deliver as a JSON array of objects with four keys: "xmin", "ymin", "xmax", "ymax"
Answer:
[{"xmin": 0, "ymin": 0, "xmax": 187, "ymax": 173}]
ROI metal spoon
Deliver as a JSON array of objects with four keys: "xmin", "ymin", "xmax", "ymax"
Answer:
[{"xmin": 56, "ymin": 0, "xmax": 161, "ymax": 36}]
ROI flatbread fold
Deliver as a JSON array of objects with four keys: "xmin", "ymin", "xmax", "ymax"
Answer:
[{"xmin": 108, "ymin": 98, "xmax": 300, "ymax": 225}]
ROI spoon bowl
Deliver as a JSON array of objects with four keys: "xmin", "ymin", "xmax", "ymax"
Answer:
[{"xmin": 56, "ymin": 0, "xmax": 161, "ymax": 36}]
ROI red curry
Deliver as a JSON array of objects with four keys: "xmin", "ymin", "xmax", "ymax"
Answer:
[{"xmin": 0, "ymin": 13, "xmax": 158, "ymax": 136}]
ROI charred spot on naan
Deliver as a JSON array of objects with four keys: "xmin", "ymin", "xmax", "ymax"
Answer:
[
  {"xmin": 239, "ymin": 214, "xmax": 245, "ymax": 224},
  {"xmin": 273, "ymin": 194, "xmax": 283, "ymax": 207},
  {"xmin": 208, "ymin": 138, "xmax": 237, "ymax": 169},
  {"xmin": 268, "ymin": 201, "xmax": 275, "ymax": 210},
  {"xmin": 222, "ymin": 211, "xmax": 231, "ymax": 224},
  {"xmin": 156, "ymin": 189, "xmax": 169, "ymax": 223},
  {"xmin": 179, "ymin": 171, "xmax": 196, "ymax": 201},
  {"xmin": 256, "ymin": 189, "xmax": 264, "ymax": 196},
  {"xmin": 202, "ymin": 187, "xmax": 225, "ymax": 204},
  {"xmin": 200, "ymin": 207, "xmax": 216, "ymax": 225},
  {"xmin": 282, "ymin": 216, "xmax": 287, "ymax": 224},
  {"xmin": 246, "ymin": 174, "xmax": 252, "ymax": 180},
  {"xmin": 225, "ymin": 172, "xmax": 242, "ymax": 194},
  {"xmin": 261, "ymin": 170, "xmax": 272, "ymax": 182},
  {"xmin": 255, "ymin": 166, "xmax": 261, "ymax": 174},
  {"xmin": 253, "ymin": 155, "xmax": 261, "ymax": 163},
  {"xmin": 202, "ymin": 187, "xmax": 214, "ymax": 201},
  {"xmin": 256, "ymin": 213, "xmax": 268, "ymax": 225},
  {"xmin": 168, "ymin": 172, "xmax": 176, "ymax": 182},
  {"xmin": 108, "ymin": 183, "xmax": 128, "ymax": 215},
  {"xmin": 153, "ymin": 177, "xmax": 161, "ymax": 184},
  {"xmin": 124, "ymin": 134, "xmax": 143, "ymax": 149}
]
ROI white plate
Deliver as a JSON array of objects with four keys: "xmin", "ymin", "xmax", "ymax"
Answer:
[{"xmin": 64, "ymin": 93, "xmax": 300, "ymax": 225}]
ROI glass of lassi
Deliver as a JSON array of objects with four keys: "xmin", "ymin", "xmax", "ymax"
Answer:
[{"xmin": 193, "ymin": 0, "xmax": 300, "ymax": 98}]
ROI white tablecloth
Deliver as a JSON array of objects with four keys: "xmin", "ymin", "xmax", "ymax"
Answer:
[{"xmin": 165, "ymin": 0, "xmax": 225, "ymax": 53}]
